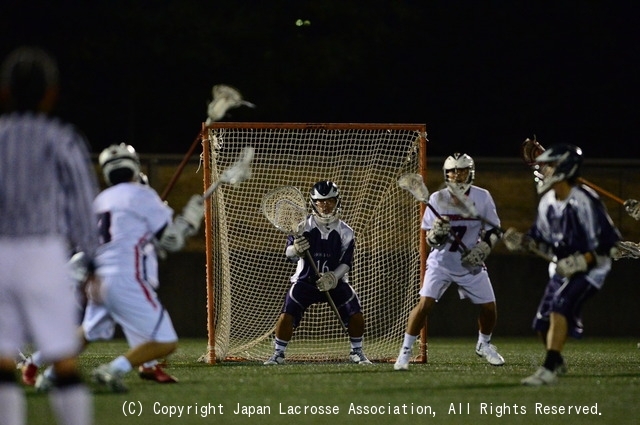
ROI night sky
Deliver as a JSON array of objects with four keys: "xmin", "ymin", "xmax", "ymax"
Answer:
[{"xmin": 2, "ymin": 1, "xmax": 638, "ymax": 159}]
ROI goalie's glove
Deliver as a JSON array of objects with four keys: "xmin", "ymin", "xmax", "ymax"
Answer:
[
  {"xmin": 555, "ymin": 252, "xmax": 588, "ymax": 278},
  {"xmin": 293, "ymin": 236, "xmax": 310, "ymax": 256},
  {"xmin": 461, "ymin": 241, "xmax": 491, "ymax": 267},
  {"xmin": 316, "ymin": 272, "xmax": 338, "ymax": 292},
  {"xmin": 624, "ymin": 199, "xmax": 640, "ymax": 220},
  {"xmin": 179, "ymin": 194, "xmax": 205, "ymax": 232},
  {"xmin": 426, "ymin": 217, "xmax": 451, "ymax": 247}
]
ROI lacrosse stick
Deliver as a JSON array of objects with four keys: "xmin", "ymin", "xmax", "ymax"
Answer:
[
  {"xmin": 261, "ymin": 186, "xmax": 349, "ymax": 334},
  {"xmin": 521, "ymin": 136, "xmax": 626, "ymax": 205},
  {"xmin": 160, "ymin": 84, "xmax": 256, "ymax": 201},
  {"xmin": 611, "ymin": 241, "xmax": 640, "ymax": 260},
  {"xmin": 446, "ymin": 183, "xmax": 556, "ymax": 263},
  {"xmin": 202, "ymin": 146, "xmax": 254, "ymax": 199},
  {"xmin": 397, "ymin": 173, "xmax": 469, "ymax": 253}
]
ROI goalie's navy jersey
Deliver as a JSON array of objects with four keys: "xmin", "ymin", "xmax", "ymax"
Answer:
[
  {"xmin": 528, "ymin": 184, "xmax": 620, "ymax": 289},
  {"xmin": 287, "ymin": 216, "xmax": 355, "ymax": 284}
]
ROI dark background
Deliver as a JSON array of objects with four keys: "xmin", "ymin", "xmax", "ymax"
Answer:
[{"xmin": 2, "ymin": 1, "xmax": 638, "ymax": 158}]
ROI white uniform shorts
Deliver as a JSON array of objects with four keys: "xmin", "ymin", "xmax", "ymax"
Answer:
[
  {"xmin": 82, "ymin": 273, "xmax": 177, "ymax": 346},
  {"xmin": 419, "ymin": 265, "xmax": 496, "ymax": 304},
  {"xmin": 0, "ymin": 237, "xmax": 82, "ymax": 362}
]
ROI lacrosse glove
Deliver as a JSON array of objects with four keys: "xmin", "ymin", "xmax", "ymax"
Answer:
[
  {"xmin": 293, "ymin": 236, "xmax": 310, "ymax": 256},
  {"xmin": 427, "ymin": 217, "xmax": 451, "ymax": 247},
  {"xmin": 180, "ymin": 194, "xmax": 205, "ymax": 232},
  {"xmin": 556, "ymin": 253, "xmax": 588, "ymax": 278},
  {"xmin": 316, "ymin": 272, "xmax": 338, "ymax": 292},
  {"xmin": 624, "ymin": 199, "xmax": 640, "ymax": 220},
  {"xmin": 461, "ymin": 241, "xmax": 491, "ymax": 267}
]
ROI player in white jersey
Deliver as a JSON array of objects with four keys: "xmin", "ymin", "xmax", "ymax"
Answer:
[
  {"xmin": 264, "ymin": 181, "xmax": 371, "ymax": 365},
  {"xmin": 395, "ymin": 153, "xmax": 505, "ymax": 371},
  {"xmin": 0, "ymin": 46, "xmax": 97, "ymax": 425},
  {"xmin": 503, "ymin": 144, "xmax": 620, "ymax": 385},
  {"xmin": 71, "ymin": 143, "xmax": 203, "ymax": 393}
]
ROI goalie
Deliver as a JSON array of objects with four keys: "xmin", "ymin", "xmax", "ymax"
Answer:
[{"xmin": 264, "ymin": 181, "xmax": 372, "ymax": 365}]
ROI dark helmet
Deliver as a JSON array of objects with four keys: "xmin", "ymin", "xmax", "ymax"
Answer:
[
  {"xmin": 309, "ymin": 181, "xmax": 341, "ymax": 225},
  {"xmin": 533, "ymin": 143, "xmax": 583, "ymax": 194}
]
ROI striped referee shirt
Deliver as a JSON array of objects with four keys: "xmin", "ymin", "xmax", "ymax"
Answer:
[{"xmin": 0, "ymin": 112, "xmax": 99, "ymax": 258}]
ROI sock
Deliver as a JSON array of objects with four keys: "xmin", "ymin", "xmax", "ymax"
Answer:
[
  {"xmin": 478, "ymin": 332, "xmax": 492, "ymax": 345},
  {"xmin": 274, "ymin": 338, "xmax": 289, "ymax": 353},
  {"xmin": 350, "ymin": 336, "xmax": 363, "ymax": 351},
  {"xmin": 109, "ymin": 356, "xmax": 133, "ymax": 374},
  {"xmin": 50, "ymin": 384, "xmax": 92, "ymax": 425},
  {"xmin": 402, "ymin": 333, "xmax": 418, "ymax": 351},
  {"xmin": 543, "ymin": 350, "xmax": 563, "ymax": 371},
  {"xmin": 0, "ymin": 383, "xmax": 26, "ymax": 425}
]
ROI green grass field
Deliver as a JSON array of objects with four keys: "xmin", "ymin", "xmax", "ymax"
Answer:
[{"xmin": 24, "ymin": 337, "xmax": 639, "ymax": 425}]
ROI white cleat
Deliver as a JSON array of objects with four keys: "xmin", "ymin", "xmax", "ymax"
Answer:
[
  {"xmin": 263, "ymin": 350, "xmax": 285, "ymax": 365},
  {"xmin": 393, "ymin": 347, "xmax": 412, "ymax": 371},
  {"xmin": 92, "ymin": 364, "xmax": 128, "ymax": 393},
  {"xmin": 475, "ymin": 342, "xmax": 505, "ymax": 366},
  {"xmin": 521, "ymin": 367, "xmax": 558, "ymax": 386},
  {"xmin": 349, "ymin": 349, "xmax": 372, "ymax": 365}
]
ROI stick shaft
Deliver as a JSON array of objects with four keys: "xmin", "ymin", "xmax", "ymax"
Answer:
[
  {"xmin": 160, "ymin": 131, "xmax": 203, "ymax": 201},
  {"xmin": 305, "ymin": 251, "xmax": 349, "ymax": 335},
  {"xmin": 578, "ymin": 177, "xmax": 625, "ymax": 205}
]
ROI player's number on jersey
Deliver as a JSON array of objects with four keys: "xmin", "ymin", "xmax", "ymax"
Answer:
[{"xmin": 449, "ymin": 225, "xmax": 467, "ymax": 252}]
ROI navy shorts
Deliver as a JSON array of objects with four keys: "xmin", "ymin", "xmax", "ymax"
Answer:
[
  {"xmin": 281, "ymin": 280, "xmax": 362, "ymax": 328},
  {"xmin": 532, "ymin": 274, "xmax": 598, "ymax": 339}
]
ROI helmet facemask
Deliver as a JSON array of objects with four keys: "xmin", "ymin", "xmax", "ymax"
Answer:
[
  {"xmin": 309, "ymin": 181, "xmax": 341, "ymax": 225},
  {"xmin": 443, "ymin": 153, "xmax": 475, "ymax": 194},
  {"xmin": 532, "ymin": 144, "xmax": 582, "ymax": 194}
]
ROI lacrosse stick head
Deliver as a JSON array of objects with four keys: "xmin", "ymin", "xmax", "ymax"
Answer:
[
  {"xmin": 219, "ymin": 146, "xmax": 254, "ymax": 185},
  {"xmin": 521, "ymin": 135, "xmax": 546, "ymax": 167},
  {"xmin": 397, "ymin": 173, "xmax": 430, "ymax": 203},
  {"xmin": 261, "ymin": 186, "xmax": 308, "ymax": 235},
  {"xmin": 206, "ymin": 84, "xmax": 256, "ymax": 123}
]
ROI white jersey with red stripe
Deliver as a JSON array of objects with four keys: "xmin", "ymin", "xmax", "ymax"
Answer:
[
  {"xmin": 93, "ymin": 182, "xmax": 173, "ymax": 278},
  {"xmin": 422, "ymin": 185, "xmax": 500, "ymax": 275}
]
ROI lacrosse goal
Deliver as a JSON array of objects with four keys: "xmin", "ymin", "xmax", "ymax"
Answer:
[{"xmin": 200, "ymin": 123, "xmax": 428, "ymax": 364}]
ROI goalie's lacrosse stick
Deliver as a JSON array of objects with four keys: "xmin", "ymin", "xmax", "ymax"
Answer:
[
  {"xmin": 446, "ymin": 182, "xmax": 556, "ymax": 263},
  {"xmin": 160, "ymin": 84, "xmax": 256, "ymax": 201},
  {"xmin": 261, "ymin": 186, "xmax": 349, "ymax": 335},
  {"xmin": 521, "ymin": 136, "xmax": 626, "ymax": 205},
  {"xmin": 202, "ymin": 146, "xmax": 254, "ymax": 200},
  {"xmin": 397, "ymin": 173, "xmax": 469, "ymax": 253}
]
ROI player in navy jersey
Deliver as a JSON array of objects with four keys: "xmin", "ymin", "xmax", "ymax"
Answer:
[
  {"xmin": 264, "ymin": 181, "xmax": 371, "ymax": 365},
  {"xmin": 0, "ymin": 46, "xmax": 98, "ymax": 425},
  {"xmin": 503, "ymin": 144, "xmax": 620, "ymax": 386},
  {"xmin": 394, "ymin": 153, "xmax": 505, "ymax": 370}
]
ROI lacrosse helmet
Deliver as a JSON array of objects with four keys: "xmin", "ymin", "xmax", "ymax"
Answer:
[
  {"xmin": 533, "ymin": 143, "xmax": 583, "ymax": 194},
  {"xmin": 310, "ymin": 181, "xmax": 341, "ymax": 225},
  {"xmin": 98, "ymin": 143, "xmax": 141, "ymax": 186},
  {"xmin": 443, "ymin": 153, "xmax": 475, "ymax": 194}
]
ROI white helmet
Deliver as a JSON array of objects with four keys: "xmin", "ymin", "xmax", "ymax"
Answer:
[
  {"xmin": 98, "ymin": 143, "xmax": 140, "ymax": 186},
  {"xmin": 309, "ymin": 181, "xmax": 341, "ymax": 225},
  {"xmin": 443, "ymin": 153, "xmax": 475, "ymax": 194}
]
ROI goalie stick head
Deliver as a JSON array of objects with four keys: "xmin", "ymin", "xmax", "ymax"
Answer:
[
  {"xmin": 261, "ymin": 186, "xmax": 308, "ymax": 235},
  {"xmin": 532, "ymin": 143, "xmax": 583, "ymax": 194},
  {"xmin": 206, "ymin": 84, "xmax": 256, "ymax": 123},
  {"xmin": 397, "ymin": 173, "xmax": 430, "ymax": 203},
  {"xmin": 99, "ymin": 143, "xmax": 141, "ymax": 186},
  {"xmin": 443, "ymin": 153, "xmax": 475, "ymax": 194}
]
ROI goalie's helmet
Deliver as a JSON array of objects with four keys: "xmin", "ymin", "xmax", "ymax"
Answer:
[
  {"xmin": 443, "ymin": 153, "xmax": 475, "ymax": 194},
  {"xmin": 309, "ymin": 180, "xmax": 341, "ymax": 225},
  {"xmin": 533, "ymin": 143, "xmax": 583, "ymax": 194},
  {"xmin": 99, "ymin": 143, "xmax": 141, "ymax": 186}
]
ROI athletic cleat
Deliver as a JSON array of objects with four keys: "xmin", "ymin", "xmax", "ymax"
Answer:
[
  {"xmin": 34, "ymin": 373, "xmax": 54, "ymax": 393},
  {"xmin": 349, "ymin": 349, "xmax": 372, "ymax": 365},
  {"xmin": 475, "ymin": 342, "xmax": 505, "ymax": 366},
  {"xmin": 21, "ymin": 362, "xmax": 38, "ymax": 386},
  {"xmin": 521, "ymin": 367, "xmax": 558, "ymax": 386},
  {"xmin": 393, "ymin": 347, "xmax": 412, "ymax": 371},
  {"xmin": 555, "ymin": 359, "xmax": 568, "ymax": 376},
  {"xmin": 92, "ymin": 364, "xmax": 128, "ymax": 393},
  {"xmin": 138, "ymin": 365, "xmax": 178, "ymax": 383},
  {"xmin": 263, "ymin": 350, "xmax": 285, "ymax": 365}
]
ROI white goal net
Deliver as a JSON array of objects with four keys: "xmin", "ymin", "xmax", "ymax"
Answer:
[{"xmin": 200, "ymin": 123, "xmax": 427, "ymax": 363}]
